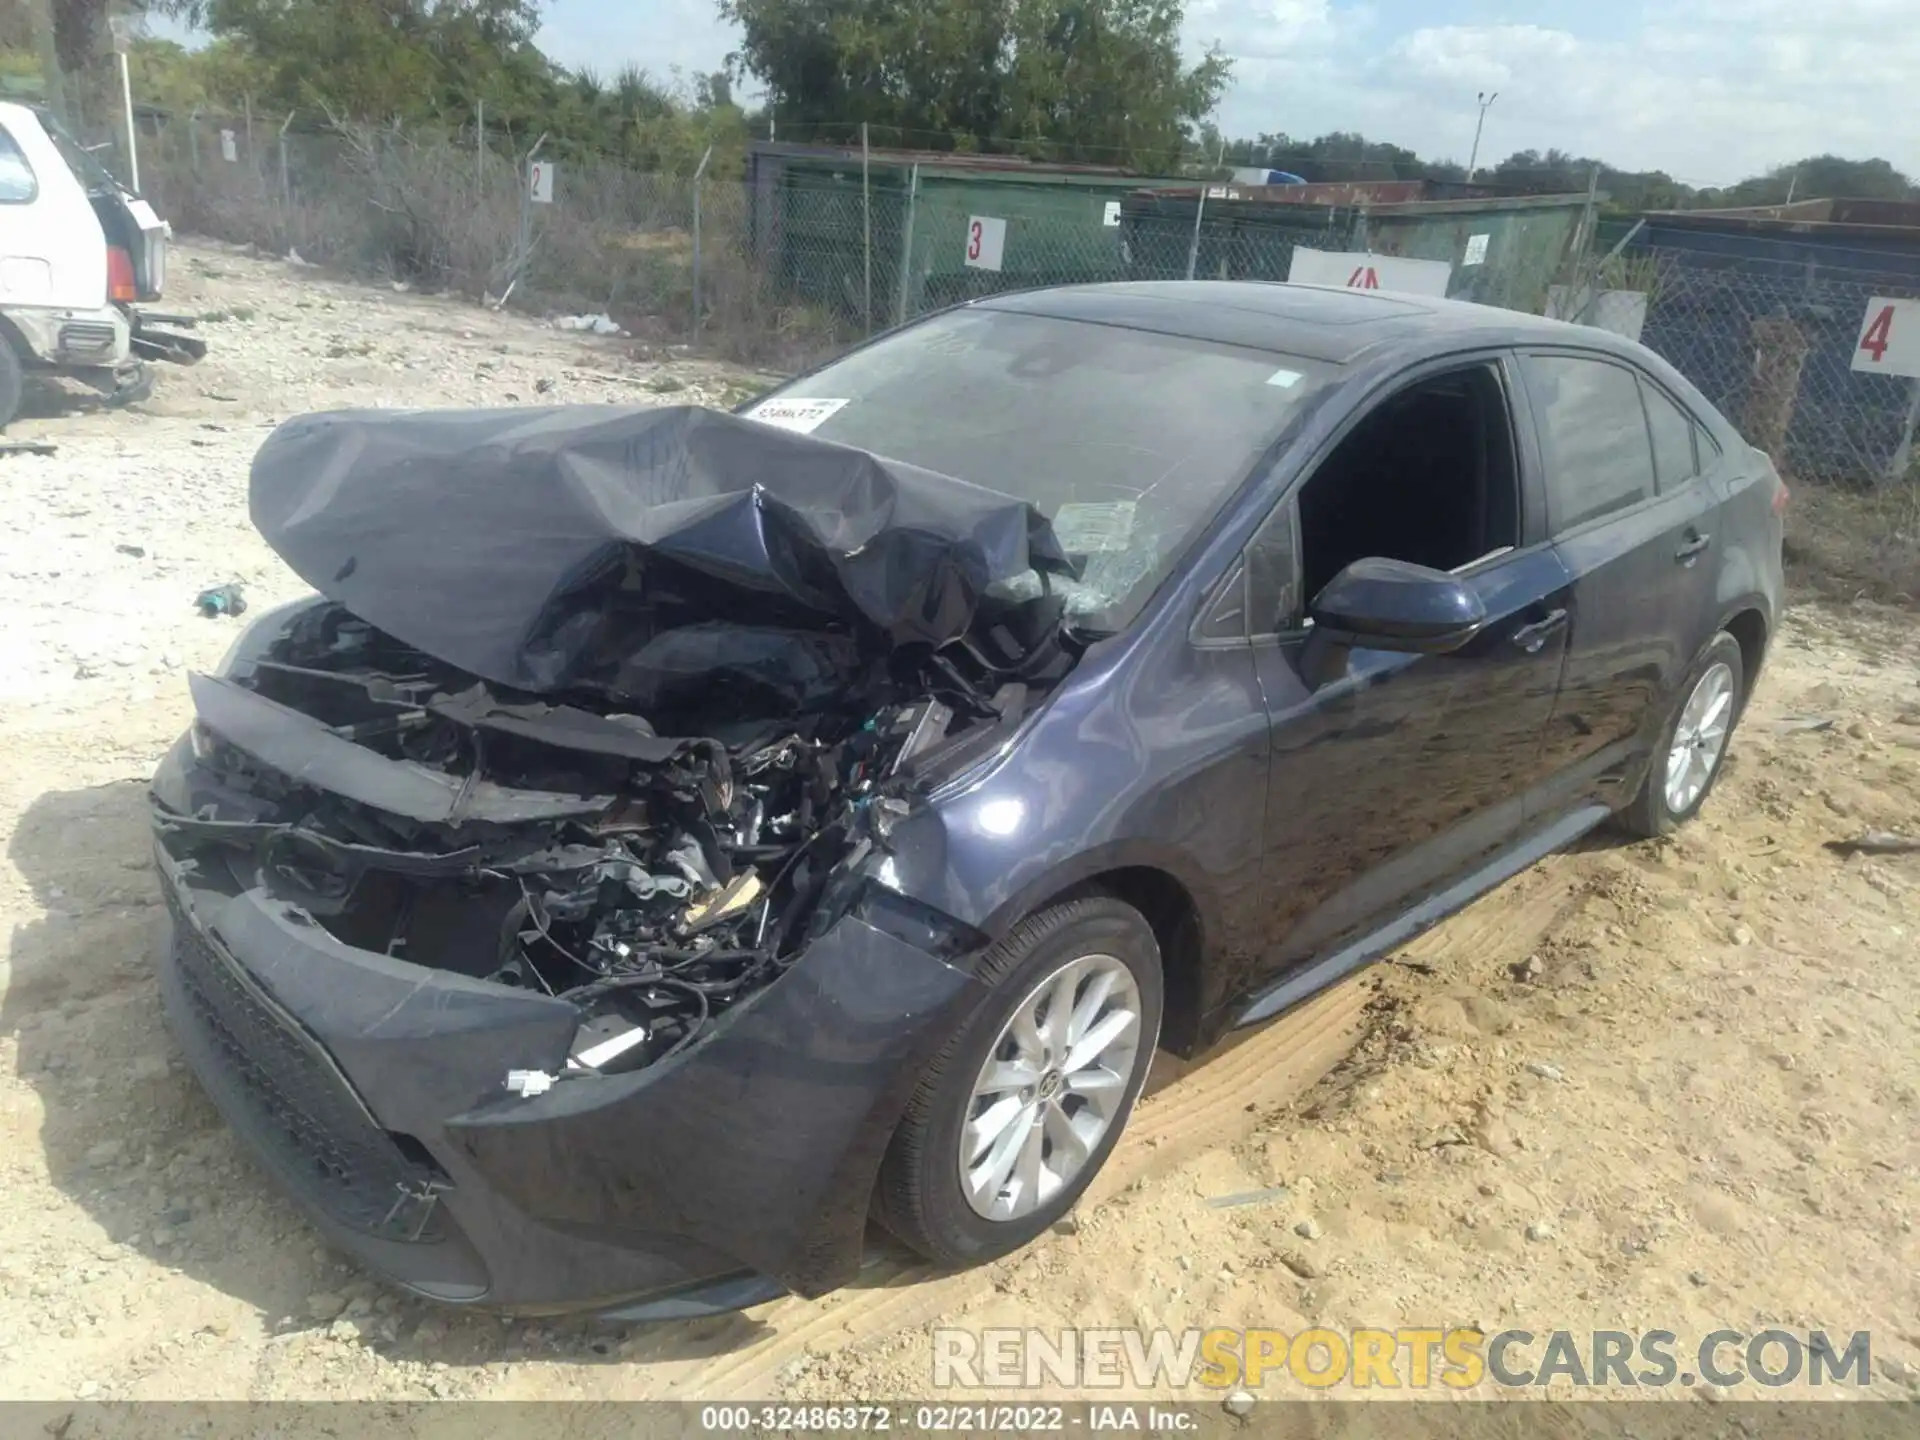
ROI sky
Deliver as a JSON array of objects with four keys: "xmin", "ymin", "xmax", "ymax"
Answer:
[{"xmin": 156, "ymin": 0, "xmax": 1920, "ymax": 187}]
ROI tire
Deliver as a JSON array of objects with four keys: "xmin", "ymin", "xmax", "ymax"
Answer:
[
  {"xmin": 873, "ymin": 896, "xmax": 1163, "ymax": 1267},
  {"xmin": 1616, "ymin": 631, "xmax": 1745, "ymax": 838},
  {"xmin": 0, "ymin": 339, "xmax": 23, "ymax": 431}
]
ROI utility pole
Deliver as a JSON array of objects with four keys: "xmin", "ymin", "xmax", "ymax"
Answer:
[
  {"xmin": 1466, "ymin": 90, "xmax": 1498, "ymax": 182},
  {"xmin": 29, "ymin": 0, "xmax": 68, "ymax": 125},
  {"xmin": 108, "ymin": 13, "xmax": 139, "ymax": 193}
]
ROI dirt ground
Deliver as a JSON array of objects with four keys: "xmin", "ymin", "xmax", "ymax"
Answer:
[{"xmin": 1, "ymin": 243, "xmax": 1916, "ymax": 1409}]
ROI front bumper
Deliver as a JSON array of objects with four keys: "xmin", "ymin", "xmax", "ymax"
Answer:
[{"xmin": 152, "ymin": 736, "xmax": 984, "ymax": 1314}]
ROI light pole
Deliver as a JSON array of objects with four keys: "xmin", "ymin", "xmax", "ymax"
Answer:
[
  {"xmin": 107, "ymin": 13, "xmax": 139, "ymax": 193},
  {"xmin": 1466, "ymin": 90, "xmax": 1498, "ymax": 182}
]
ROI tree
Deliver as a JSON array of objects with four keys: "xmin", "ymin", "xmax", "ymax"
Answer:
[
  {"xmin": 1217, "ymin": 130, "xmax": 1466, "ymax": 184},
  {"xmin": 718, "ymin": 0, "xmax": 1229, "ymax": 168},
  {"xmin": 193, "ymin": 0, "xmax": 548, "ymax": 120},
  {"xmin": 1705, "ymin": 154, "xmax": 1916, "ymax": 208}
]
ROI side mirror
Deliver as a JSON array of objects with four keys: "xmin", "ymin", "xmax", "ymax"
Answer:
[{"xmin": 1308, "ymin": 557, "xmax": 1487, "ymax": 655}]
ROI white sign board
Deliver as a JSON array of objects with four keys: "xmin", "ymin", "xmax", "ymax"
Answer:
[
  {"xmin": 1851, "ymin": 297, "xmax": 1920, "ymax": 379},
  {"xmin": 1546, "ymin": 285, "xmax": 1649, "ymax": 344},
  {"xmin": 745, "ymin": 397, "xmax": 850, "ymax": 434},
  {"xmin": 219, "ymin": 129, "xmax": 237, "ymax": 163},
  {"xmin": 529, "ymin": 160, "xmax": 556, "ymax": 204},
  {"xmin": 1288, "ymin": 248, "xmax": 1452, "ymax": 298},
  {"xmin": 1463, "ymin": 233, "xmax": 1490, "ymax": 267},
  {"xmin": 965, "ymin": 215, "xmax": 1007, "ymax": 271},
  {"xmin": 1102, "ymin": 201, "xmax": 1122, "ymax": 228}
]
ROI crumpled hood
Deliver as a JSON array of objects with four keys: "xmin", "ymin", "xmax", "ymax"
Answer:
[{"xmin": 249, "ymin": 403, "xmax": 1073, "ymax": 694}]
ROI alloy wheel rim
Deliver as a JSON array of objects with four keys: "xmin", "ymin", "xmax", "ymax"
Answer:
[
  {"xmin": 958, "ymin": 953, "xmax": 1143, "ymax": 1222},
  {"xmin": 1665, "ymin": 661, "xmax": 1735, "ymax": 815}
]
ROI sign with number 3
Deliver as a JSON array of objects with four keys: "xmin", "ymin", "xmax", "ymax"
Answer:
[
  {"xmin": 1852, "ymin": 296, "xmax": 1920, "ymax": 378},
  {"xmin": 965, "ymin": 215, "xmax": 1007, "ymax": 272}
]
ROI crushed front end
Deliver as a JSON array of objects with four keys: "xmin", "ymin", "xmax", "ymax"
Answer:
[{"xmin": 151, "ymin": 404, "xmax": 1079, "ymax": 1313}]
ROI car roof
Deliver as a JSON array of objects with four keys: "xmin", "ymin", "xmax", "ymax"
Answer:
[{"xmin": 976, "ymin": 280, "xmax": 1610, "ymax": 366}]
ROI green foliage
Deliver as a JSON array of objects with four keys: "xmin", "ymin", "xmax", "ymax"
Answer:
[
  {"xmin": 1701, "ymin": 154, "xmax": 1916, "ymax": 208},
  {"xmin": 1215, "ymin": 134, "xmax": 1917, "ymax": 215},
  {"xmin": 719, "ymin": 0, "xmax": 1229, "ymax": 169},
  {"xmin": 113, "ymin": 1, "xmax": 746, "ymax": 175},
  {"xmin": 198, "ymin": 0, "xmax": 545, "ymax": 120},
  {"xmin": 1220, "ymin": 130, "xmax": 1467, "ymax": 183}
]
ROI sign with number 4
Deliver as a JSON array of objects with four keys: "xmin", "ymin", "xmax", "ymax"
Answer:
[
  {"xmin": 1852, "ymin": 296, "xmax": 1920, "ymax": 378},
  {"xmin": 964, "ymin": 215, "xmax": 1007, "ymax": 272}
]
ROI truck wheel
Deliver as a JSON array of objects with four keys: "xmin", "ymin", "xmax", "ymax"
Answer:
[
  {"xmin": 0, "ymin": 339, "xmax": 23, "ymax": 431},
  {"xmin": 873, "ymin": 896, "xmax": 1162, "ymax": 1267}
]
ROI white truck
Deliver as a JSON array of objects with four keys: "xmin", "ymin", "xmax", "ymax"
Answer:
[{"xmin": 0, "ymin": 99, "xmax": 203, "ymax": 429}]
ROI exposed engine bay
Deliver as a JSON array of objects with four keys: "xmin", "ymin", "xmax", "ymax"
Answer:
[{"xmin": 156, "ymin": 404, "xmax": 1083, "ymax": 1084}]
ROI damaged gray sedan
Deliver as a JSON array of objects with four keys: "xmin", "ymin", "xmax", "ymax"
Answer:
[
  {"xmin": 154, "ymin": 283, "xmax": 1772, "ymax": 1318},
  {"xmin": 152, "ymin": 290, "xmax": 1340, "ymax": 1318}
]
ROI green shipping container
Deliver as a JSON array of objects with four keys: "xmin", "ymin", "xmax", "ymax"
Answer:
[{"xmin": 744, "ymin": 143, "xmax": 1185, "ymax": 329}]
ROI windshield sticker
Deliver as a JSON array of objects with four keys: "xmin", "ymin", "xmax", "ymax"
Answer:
[
  {"xmin": 1266, "ymin": 368, "xmax": 1304, "ymax": 388},
  {"xmin": 1050, "ymin": 501, "xmax": 1138, "ymax": 555},
  {"xmin": 746, "ymin": 397, "xmax": 851, "ymax": 434}
]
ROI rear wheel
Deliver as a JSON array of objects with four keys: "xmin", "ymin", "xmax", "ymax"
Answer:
[
  {"xmin": 0, "ymin": 339, "xmax": 23, "ymax": 431},
  {"xmin": 873, "ymin": 897, "xmax": 1162, "ymax": 1266},
  {"xmin": 1617, "ymin": 631, "xmax": 1745, "ymax": 838}
]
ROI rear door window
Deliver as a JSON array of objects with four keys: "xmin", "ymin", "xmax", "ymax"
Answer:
[
  {"xmin": 0, "ymin": 125, "xmax": 36, "ymax": 203},
  {"xmin": 1641, "ymin": 381, "xmax": 1700, "ymax": 493},
  {"xmin": 1523, "ymin": 355, "xmax": 1656, "ymax": 532}
]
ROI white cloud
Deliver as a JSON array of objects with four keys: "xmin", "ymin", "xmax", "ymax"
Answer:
[
  {"xmin": 157, "ymin": 0, "xmax": 1913, "ymax": 185},
  {"xmin": 1189, "ymin": 0, "xmax": 1920, "ymax": 184}
]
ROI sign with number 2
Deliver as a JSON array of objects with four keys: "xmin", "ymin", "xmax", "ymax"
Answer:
[{"xmin": 1852, "ymin": 296, "xmax": 1920, "ymax": 378}]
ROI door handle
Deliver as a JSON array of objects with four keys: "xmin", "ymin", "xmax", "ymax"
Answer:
[
  {"xmin": 1510, "ymin": 608, "xmax": 1568, "ymax": 654},
  {"xmin": 1675, "ymin": 531, "xmax": 1712, "ymax": 562}
]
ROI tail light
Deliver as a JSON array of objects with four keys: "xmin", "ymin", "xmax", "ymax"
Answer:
[
  {"xmin": 107, "ymin": 246, "xmax": 137, "ymax": 302},
  {"xmin": 1771, "ymin": 477, "xmax": 1790, "ymax": 517}
]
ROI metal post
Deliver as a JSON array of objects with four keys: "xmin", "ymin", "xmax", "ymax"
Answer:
[
  {"xmin": 506, "ymin": 132, "xmax": 548, "ymax": 305},
  {"xmin": 188, "ymin": 107, "xmax": 201, "ymax": 173},
  {"xmin": 1185, "ymin": 183, "xmax": 1209, "ymax": 281},
  {"xmin": 861, "ymin": 122, "xmax": 872, "ymax": 334},
  {"xmin": 1888, "ymin": 379, "xmax": 1920, "ymax": 485},
  {"xmin": 1560, "ymin": 164, "xmax": 1601, "ymax": 311},
  {"xmin": 243, "ymin": 94, "xmax": 254, "ymax": 167},
  {"xmin": 1466, "ymin": 91, "xmax": 1498, "ymax": 182},
  {"xmin": 476, "ymin": 99, "xmax": 485, "ymax": 190},
  {"xmin": 691, "ymin": 143, "xmax": 713, "ymax": 337},
  {"xmin": 117, "ymin": 49, "xmax": 140, "ymax": 193},
  {"xmin": 894, "ymin": 162, "xmax": 920, "ymax": 324},
  {"xmin": 278, "ymin": 111, "xmax": 294, "ymax": 205}
]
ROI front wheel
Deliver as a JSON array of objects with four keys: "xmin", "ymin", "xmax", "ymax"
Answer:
[
  {"xmin": 873, "ymin": 896, "xmax": 1163, "ymax": 1266},
  {"xmin": 1617, "ymin": 631, "xmax": 1745, "ymax": 837}
]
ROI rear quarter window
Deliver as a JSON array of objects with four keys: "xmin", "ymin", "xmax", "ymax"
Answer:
[
  {"xmin": 0, "ymin": 126, "xmax": 36, "ymax": 204},
  {"xmin": 1641, "ymin": 381, "xmax": 1700, "ymax": 492}
]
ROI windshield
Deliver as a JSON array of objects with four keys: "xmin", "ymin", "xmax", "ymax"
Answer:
[{"xmin": 748, "ymin": 308, "xmax": 1328, "ymax": 630}]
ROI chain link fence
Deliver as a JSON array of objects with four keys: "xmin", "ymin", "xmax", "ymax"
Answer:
[
  {"xmin": 1625, "ymin": 248, "xmax": 1920, "ymax": 487},
  {"xmin": 116, "ymin": 109, "xmax": 1920, "ymax": 490}
]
